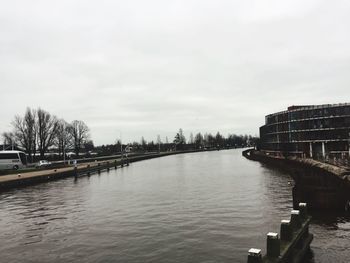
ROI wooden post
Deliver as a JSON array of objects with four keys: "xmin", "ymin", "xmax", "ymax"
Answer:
[
  {"xmin": 248, "ymin": 203, "xmax": 312, "ymax": 263},
  {"xmin": 280, "ymin": 219, "xmax": 292, "ymax": 241},
  {"xmin": 266, "ymin": 232, "xmax": 280, "ymax": 258},
  {"xmin": 247, "ymin": 248, "xmax": 262, "ymax": 263},
  {"xmin": 291, "ymin": 210, "xmax": 301, "ymax": 230},
  {"xmin": 299, "ymin": 203, "xmax": 307, "ymax": 220}
]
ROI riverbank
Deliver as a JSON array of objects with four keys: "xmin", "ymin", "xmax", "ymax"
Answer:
[
  {"xmin": 0, "ymin": 149, "xmax": 219, "ymax": 191},
  {"xmin": 243, "ymin": 149, "xmax": 350, "ymax": 182},
  {"xmin": 243, "ymin": 149, "xmax": 350, "ymax": 211}
]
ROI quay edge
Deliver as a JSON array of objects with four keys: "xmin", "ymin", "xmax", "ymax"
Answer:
[{"xmin": 243, "ymin": 149, "xmax": 350, "ymax": 211}]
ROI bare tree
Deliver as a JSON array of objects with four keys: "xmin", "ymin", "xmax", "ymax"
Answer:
[
  {"xmin": 215, "ymin": 132, "xmax": 224, "ymax": 148},
  {"xmin": 68, "ymin": 120, "xmax": 90, "ymax": 156},
  {"xmin": 37, "ymin": 108, "xmax": 59, "ymax": 158},
  {"xmin": 2, "ymin": 132, "xmax": 16, "ymax": 150},
  {"xmin": 194, "ymin": 132, "xmax": 204, "ymax": 148},
  {"xmin": 12, "ymin": 108, "xmax": 37, "ymax": 162},
  {"xmin": 55, "ymin": 119, "xmax": 72, "ymax": 158}
]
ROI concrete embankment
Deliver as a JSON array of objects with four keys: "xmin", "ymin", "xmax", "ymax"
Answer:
[
  {"xmin": 0, "ymin": 149, "xmax": 213, "ymax": 192},
  {"xmin": 243, "ymin": 149, "xmax": 350, "ymax": 211}
]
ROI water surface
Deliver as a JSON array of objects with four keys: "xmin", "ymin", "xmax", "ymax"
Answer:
[{"xmin": 0, "ymin": 149, "xmax": 348, "ymax": 262}]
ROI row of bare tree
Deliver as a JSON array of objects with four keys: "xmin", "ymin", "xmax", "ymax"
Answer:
[{"xmin": 2, "ymin": 107, "xmax": 91, "ymax": 162}]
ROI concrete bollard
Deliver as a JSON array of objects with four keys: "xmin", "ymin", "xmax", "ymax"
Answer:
[
  {"xmin": 280, "ymin": 219, "xmax": 292, "ymax": 241},
  {"xmin": 107, "ymin": 161, "xmax": 110, "ymax": 171},
  {"xmin": 114, "ymin": 160, "xmax": 117, "ymax": 169},
  {"xmin": 298, "ymin": 203, "xmax": 307, "ymax": 220},
  {"xmin": 266, "ymin": 232, "xmax": 280, "ymax": 258},
  {"xmin": 291, "ymin": 210, "xmax": 301, "ymax": 230},
  {"xmin": 247, "ymin": 248, "xmax": 262, "ymax": 263}
]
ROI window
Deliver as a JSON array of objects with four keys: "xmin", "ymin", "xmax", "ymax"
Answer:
[{"xmin": 0, "ymin": 153, "xmax": 19, "ymax": 159}]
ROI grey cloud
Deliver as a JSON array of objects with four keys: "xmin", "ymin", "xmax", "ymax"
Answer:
[{"xmin": 1, "ymin": 0, "xmax": 349, "ymax": 144}]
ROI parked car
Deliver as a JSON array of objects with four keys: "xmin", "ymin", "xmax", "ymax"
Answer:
[{"xmin": 36, "ymin": 160, "xmax": 52, "ymax": 168}]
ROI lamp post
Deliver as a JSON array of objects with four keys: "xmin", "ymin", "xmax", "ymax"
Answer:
[{"xmin": 115, "ymin": 130, "xmax": 123, "ymax": 160}]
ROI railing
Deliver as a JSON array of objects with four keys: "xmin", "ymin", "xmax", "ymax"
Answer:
[{"xmin": 247, "ymin": 203, "xmax": 313, "ymax": 263}]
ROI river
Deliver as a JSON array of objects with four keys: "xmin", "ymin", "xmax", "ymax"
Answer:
[{"xmin": 0, "ymin": 149, "xmax": 349, "ymax": 262}]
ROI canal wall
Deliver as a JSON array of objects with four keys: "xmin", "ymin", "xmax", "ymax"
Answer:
[
  {"xmin": 0, "ymin": 149, "xmax": 216, "ymax": 192},
  {"xmin": 243, "ymin": 149, "xmax": 350, "ymax": 211}
]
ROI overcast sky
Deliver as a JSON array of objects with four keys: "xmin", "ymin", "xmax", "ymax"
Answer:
[{"xmin": 1, "ymin": 0, "xmax": 349, "ymax": 145}]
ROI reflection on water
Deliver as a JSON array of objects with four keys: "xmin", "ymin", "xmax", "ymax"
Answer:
[
  {"xmin": 309, "ymin": 211, "xmax": 350, "ymax": 263},
  {"xmin": 0, "ymin": 149, "xmax": 349, "ymax": 262}
]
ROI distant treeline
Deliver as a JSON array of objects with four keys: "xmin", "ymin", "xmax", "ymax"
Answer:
[{"xmin": 95, "ymin": 128, "xmax": 259, "ymax": 155}]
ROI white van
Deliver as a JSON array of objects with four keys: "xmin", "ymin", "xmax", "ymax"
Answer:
[{"xmin": 0, "ymin": 151, "xmax": 27, "ymax": 170}]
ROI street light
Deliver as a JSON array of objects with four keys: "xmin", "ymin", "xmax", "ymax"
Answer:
[{"xmin": 115, "ymin": 130, "xmax": 123, "ymax": 158}]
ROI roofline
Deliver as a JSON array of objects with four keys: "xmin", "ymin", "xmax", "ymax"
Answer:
[{"xmin": 265, "ymin": 102, "xmax": 350, "ymax": 118}]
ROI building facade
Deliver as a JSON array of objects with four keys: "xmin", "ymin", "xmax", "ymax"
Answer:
[{"xmin": 259, "ymin": 103, "xmax": 350, "ymax": 159}]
